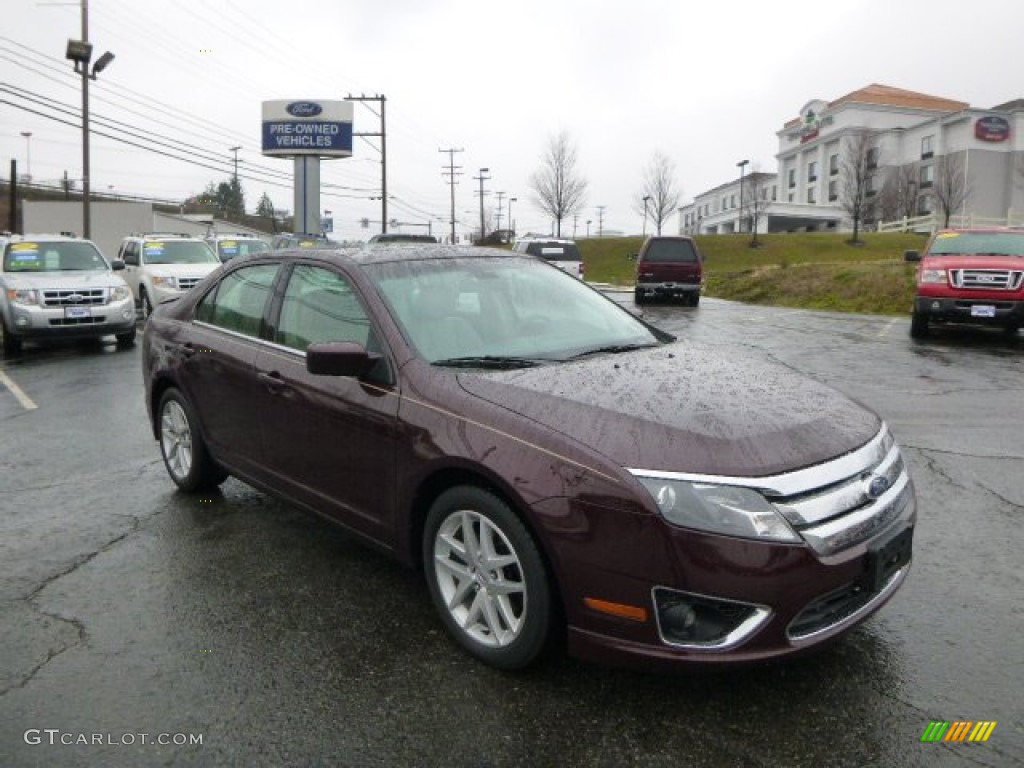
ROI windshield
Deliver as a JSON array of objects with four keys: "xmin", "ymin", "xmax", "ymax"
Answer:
[
  {"xmin": 3, "ymin": 241, "xmax": 110, "ymax": 272},
  {"xmin": 928, "ymin": 231, "xmax": 1024, "ymax": 256},
  {"xmin": 142, "ymin": 240, "xmax": 219, "ymax": 265},
  {"xmin": 524, "ymin": 241, "xmax": 581, "ymax": 262},
  {"xmin": 367, "ymin": 256, "xmax": 664, "ymax": 364},
  {"xmin": 641, "ymin": 239, "xmax": 698, "ymax": 263},
  {"xmin": 216, "ymin": 239, "xmax": 271, "ymax": 260}
]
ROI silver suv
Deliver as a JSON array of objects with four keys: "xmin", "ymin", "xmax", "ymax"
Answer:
[
  {"xmin": 205, "ymin": 233, "xmax": 272, "ymax": 262},
  {"xmin": 117, "ymin": 234, "xmax": 221, "ymax": 318},
  {"xmin": 1, "ymin": 233, "xmax": 137, "ymax": 355}
]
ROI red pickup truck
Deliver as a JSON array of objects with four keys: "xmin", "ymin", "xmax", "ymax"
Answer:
[{"xmin": 904, "ymin": 228, "xmax": 1024, "ymax": 338}]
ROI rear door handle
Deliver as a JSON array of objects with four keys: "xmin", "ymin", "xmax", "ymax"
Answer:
[{"xmin": 257, "ymin": 370, "xmax": 287, "ymax": 394}]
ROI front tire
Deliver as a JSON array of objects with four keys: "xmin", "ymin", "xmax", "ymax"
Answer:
[
  {"xmin": 2, "ymin": 321, "xmax": 22, "ymax": 356},
  {"xmin": 116, "ymin": 325, "xmax": 137, "ymax": 347},
  {"xmin": 141, "ymin": 289, "xmax": 154, "ymax": 321},
  {"xmin": 157, "ymin": 388, "xmax": 227, "ymax": 492},
  {"xmin": 910, "ymin": 311, "xmax": 930, "ymax": 338},
  {"xmin": 634, "ymin": 288, "xmax": 645, "ymax": 305},
  {"xmin": 423, "ymin": 486, "xmax": 552, "ymax": 670}
]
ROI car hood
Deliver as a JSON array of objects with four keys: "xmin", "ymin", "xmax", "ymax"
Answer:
[
  {"xmin": 1, "ymin": 269, "xmax": 126, "ymax": 289},
  {"xmin": 457, "ymin": 343, "xmax": 881, "ymax": 477},
  {"xmin": 143, "ymin": 262, "xmax": 220, "ymax": 277},
  {"xmin": 923, "ymin": 254, "xmax": 1024, "ymax": 269}
]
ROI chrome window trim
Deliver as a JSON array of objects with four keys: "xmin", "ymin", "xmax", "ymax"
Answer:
[{"xmin": 628, "ymin": 424, "xmax": 891, "ymax": 498}]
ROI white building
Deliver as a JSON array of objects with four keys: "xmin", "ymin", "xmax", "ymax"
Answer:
[{"xmin": 680, "ymin": 84, "xmax": 1024, "ymax": 235}]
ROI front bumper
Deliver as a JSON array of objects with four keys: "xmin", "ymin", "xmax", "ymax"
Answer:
[
  {"xmin": 4, "ymin": 298, "xmax": 137, "ymax": 339},
  {"xmin": 914, "ymin": 295, "xmax": 1024, "ymax": 327}
]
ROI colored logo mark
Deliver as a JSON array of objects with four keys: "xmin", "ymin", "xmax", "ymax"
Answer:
[{"xmin": 920, "ymin": 721, "xmax": 996, "ymax": 742}]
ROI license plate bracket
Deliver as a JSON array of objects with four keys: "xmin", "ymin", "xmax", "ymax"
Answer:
[
  {"xmin": 64, "ymin": 306, "xmax": 92, "ymax": 319},
  {"xmin": 863, "ymin": 527, "xmax": 913, "ymax": 593},
  {"xmin": 970, "ymin": 305, "xmax": 996, "ymax": 318}
]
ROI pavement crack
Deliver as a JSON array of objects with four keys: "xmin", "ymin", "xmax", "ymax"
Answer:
[{"xmin": 0, "ymin": 458, "xmax": 163, "ymax": 496}]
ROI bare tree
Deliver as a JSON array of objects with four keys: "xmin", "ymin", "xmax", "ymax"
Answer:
[
  {"xmin": 877, "ymin": 163, "xmax": 918, "ymax": 223},
  {"xmin": 741, "ymin": 171, "xmax": 769, "ymax": 247},
  {"xmin": 839, "ymin": 129, "xmax": 879, "ymax": 244},
  {"xmin": 530, "ymin": 132, "xmax": 588, "ymax": 238},
  {"xmin": 633, "ymin": 151, "xmax": 680, "ymax": 236},
  {"xmin": 933, "ymin": 153, "xmax": 970, "ymax": 227}
]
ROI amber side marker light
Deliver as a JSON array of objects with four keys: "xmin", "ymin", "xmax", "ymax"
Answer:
[{"xmin": 584, "ymin": 597, "xmax": 648, "ymax": 622}]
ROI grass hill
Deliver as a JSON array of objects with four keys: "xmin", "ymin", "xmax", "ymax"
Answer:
[{"xmin": 581, "ymin": 232, "xmax": 929, "ymax": 315}]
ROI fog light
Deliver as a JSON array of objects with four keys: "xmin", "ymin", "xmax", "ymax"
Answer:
[
  {"xmin": 16, "ymin": 315, "xmax": 29, "ymax": 327},
  {"xmin": 122, "ymin": 308, "xmax": 135, "ymax": 320},
  {"xmin": 653, "ymin": 588, "xmax": 771, "ymax": 649}
]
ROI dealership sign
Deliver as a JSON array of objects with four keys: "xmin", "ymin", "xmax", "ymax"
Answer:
[
  {"xmin": 261, "ymin": 99, "xmax": 354, "ymax": 156},
  {"xmin": 974, "ymin": 115, "xmax": 1010, "ymax": 142}
]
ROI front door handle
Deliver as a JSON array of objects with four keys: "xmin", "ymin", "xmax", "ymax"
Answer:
[{"xmin": 257, "ymin": 370, "xmax": 287, "ymax": 394}]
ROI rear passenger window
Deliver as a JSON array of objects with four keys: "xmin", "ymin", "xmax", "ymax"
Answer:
[{"xmin": 195, "ymin": 263, "xmax": 279, "ymax": 337}]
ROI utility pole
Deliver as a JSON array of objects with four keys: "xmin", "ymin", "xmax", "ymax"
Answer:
[
  {"xmin": 495, "ymin": 191, "xmax": 505, "ymax": 234},
  {"xmin": 347, "ymin": 94, "xmax": 387, "ymax": 233},
  {"xmin": 572, "ymin": 213, "xmax": 578, "ymax": 238},
  {"xmin": 439, "ymin": 147, "xmax": 463, "ymax": 244},
  {"xmin": 596, "ymin": 205, "xmax": 606, "ymax": 237},
  {"xmin": 229, "ymin": 146, "xmax": 242, "ymax": 182},
  {"xmin": 474, "ymin": 167, "xmax": 490, "ymax": 242}
]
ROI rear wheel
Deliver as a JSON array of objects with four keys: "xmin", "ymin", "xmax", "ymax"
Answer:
[
  {"xmin": 157, "ymin": 388, "xmax": 227, "ymax": 492},
  {"xmin": 634, "ymin": 288, "xmax": 645, "ymax": 305},
  {"xmin": 423, "ymin": 486, "xmax": 552, "ymax": 670},
  {"xmin": 910, "ymin": 311, "xmax": 930, "ymax": 338},
  {"xmin": 690, "ymin": 293, "xmax": 701, "ymax": 307}
]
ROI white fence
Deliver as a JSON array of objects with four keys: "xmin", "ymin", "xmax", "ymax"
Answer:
[{"xmin": 877, "ymin": 211, "xmax": 1024, "ymax": 233}]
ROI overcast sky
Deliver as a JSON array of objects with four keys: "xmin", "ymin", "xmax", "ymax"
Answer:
[{"xmin": 1, "ymin": 0, "xmax": 1019, "ymax": 242}]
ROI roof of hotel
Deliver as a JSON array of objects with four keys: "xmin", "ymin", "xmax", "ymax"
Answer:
[{"xmin": 784, "ymin": 84, "xmax": 970, "ymax": 127}]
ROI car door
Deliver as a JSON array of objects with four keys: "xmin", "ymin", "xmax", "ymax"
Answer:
[
  {"xmin": 253, "ymin": 263, "xmax": 400, "ymax": 546},
  {"xmin": 180, "ymin": 261, "xmax": 283, "ymax": 477},
  {"xmin": 119, "ymin": 240, "xmax": 142, "ymax": 302}
]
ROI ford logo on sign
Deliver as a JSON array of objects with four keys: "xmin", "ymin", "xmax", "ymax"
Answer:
[{"xmin": 286, "ymin": 101, "xmax": 323, "ymax": 118}]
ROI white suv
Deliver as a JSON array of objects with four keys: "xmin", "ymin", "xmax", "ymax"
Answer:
[
  {"xmin": 512, "ymin": 237, "xmax": 584, "ymax": 279},
  {"xmin": 117, "ymin": 234, "xmax": 221, "ymax": 318},
  {"xmin": 1, "ymin": 233, "xmax": 137, "ymax": 355}
]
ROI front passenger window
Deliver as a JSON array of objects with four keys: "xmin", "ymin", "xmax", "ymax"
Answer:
[
  {"xmin": 195, "ymin": 264, "xmax": 279, "ymax": 337},
  {"xmin": 276, "ymin": 265, "xmax": 378, "ymax": 353}
]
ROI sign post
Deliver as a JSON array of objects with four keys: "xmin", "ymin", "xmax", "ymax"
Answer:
[{"xmin": 262, "ymin": 99, "xmax": 353, "ymax": 236}]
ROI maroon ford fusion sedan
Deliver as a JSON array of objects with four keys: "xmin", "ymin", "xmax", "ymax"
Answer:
[{"xmin": 142, "ymin": 245, "xmax": 915, "ymax": 670}]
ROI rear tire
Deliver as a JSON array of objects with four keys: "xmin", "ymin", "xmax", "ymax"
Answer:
[
  {"xmin": 910, "ymin": 311, "xmax": 930, "ymax": 338},
  {"xmin": 157, "ymin": 388, "xmax": 227, "ymax": 492},
  {"xmin": 423, "ymin": 486, "xmax": 552, "ymax": 670},
  {"xmin": 634, "ymin": 288, "xmax": 645, "ymax": 305},
  {"xmin": 690, "ymin": 293, "xmax": 701, "ymax": 307}
]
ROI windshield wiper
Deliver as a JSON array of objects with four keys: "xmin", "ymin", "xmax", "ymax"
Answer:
[
  {"xmin": 433, "ymin": 355, "xmax": 545, "ymax": 369},
  {"xmin": 563, "ymin": 342, "xmax": 659, "ymax": 361}
]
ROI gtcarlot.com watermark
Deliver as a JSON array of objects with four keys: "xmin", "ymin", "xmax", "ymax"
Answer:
[{"xmin": 24, "ymin": 729, "xmax": 203, "ymax": 747}]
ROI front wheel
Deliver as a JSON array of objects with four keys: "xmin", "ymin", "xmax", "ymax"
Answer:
[
  {"xmin": 140, "ymin": 289, "xmax": 154, "ymax": 321},
  {"xmin": 634, "ymin": 288, "xmax": 645, "ymax": 305},
  {"xmin": 116, "ymin": 325, "xmax": 137, "ymax": 347},
  {"xmin": 910, "ymin": 311, "xmax": 930, "ymax": 338},
  {"xmin": 2, "ymin": 321, "xmax": 22, "ymax": 356},
  {"xmin": 157, "ymin": 388, "xmax": 227, "ymax": 492},
  {"xmin": 423, "ymin": 486, "xmax": 552, "ymax": 670}
]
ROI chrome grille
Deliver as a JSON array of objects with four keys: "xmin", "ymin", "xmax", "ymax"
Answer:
[
  {"xmin": 41, "ymin": 288, "xmax": 107, "ymax": 307},
  {"xmin": 949, "ymin": 269, "xmax": 1024, "ymax": 291},
  {"xmin": 49, "ymin": 316, "xmax": 106, "ymax": 326},
  {"xmin": 177, "ymin": 277, "xmax": 201, "ymax": 291}
]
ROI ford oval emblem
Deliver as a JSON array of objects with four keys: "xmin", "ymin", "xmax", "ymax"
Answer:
[
  {"xmin": 865, "ymin": 474, "xmax": 890, "ymax": 500},
  {"xmin": 286, "ymin": 101, "xmax": 323, "ymax": 118}
]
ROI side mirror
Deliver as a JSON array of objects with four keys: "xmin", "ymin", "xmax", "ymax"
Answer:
[
  {"xmin": 306, "ymin": 341, "xmax": 381, "ymax": 378},
  {"xmin": 903, "ymin": 250, "xmax": 921, "ymax": 263},
  {"xmin": 110, "ymin": 259, "xmax": 126, "ymax": 270}
]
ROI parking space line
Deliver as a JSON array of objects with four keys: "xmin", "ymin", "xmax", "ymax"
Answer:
[
  {"xmin": 0, "ymin": 369, "xmax": 38, "ymax": 410},
  {"xmin": 877, "ymin": 318, "xmax": 897, "ymax": 337}
]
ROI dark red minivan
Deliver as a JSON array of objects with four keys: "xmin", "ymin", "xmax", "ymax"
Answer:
[
  {"xmin": 633, "ymin": 235, "xmax": 704, "ymax": 306},
  {"xmin": 142, "ymin": 245, "xmax": 914, "ymax": 671}
]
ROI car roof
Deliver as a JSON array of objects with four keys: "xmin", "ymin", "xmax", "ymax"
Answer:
[{"xmin": 268, "ymin": 243, "xmax": 517, "ymax": 267}]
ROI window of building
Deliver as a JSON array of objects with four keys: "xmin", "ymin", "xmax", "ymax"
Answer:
[
  {"xmin": 828, "ymin": 180, "xmax": 838, "ymax": 202},
  {"xmin": 921, "ymin": 135, "xmax": 934, "ymax": 159},
  {"xmin": 808, "ymin": 161, "xmax": 817, "ymax": 182},
  {"xmin": 771, "ymin": 186, "xmax": 777, "ymax": 201},
  {"xmin": 866, "ymin": 147, "xmax": 879, "ymax": 170},
  {"xmin": 730, "ymin": 194, "xmax": 736, "ymax": 208},
  {"xmin": 919, "ymin": 164, "xmax": 934, "ymax": 188},
  {"xmin": 829, "ymin": 154, "xmax": 839, "ymax": 176},
  {"xmin": 918, "ymin": 194, "xmax": 934, "ymax": 215},
  {"xmin": 787, "ymin": 168, "xmax": 796, "ymax": 188},
  {"xmin": 807, "ymin": 187, "xmax": 817, "ymax": 204},
  {"xmin": 787, "ymin": 193, "xmax": 794, "ymax": 203}
]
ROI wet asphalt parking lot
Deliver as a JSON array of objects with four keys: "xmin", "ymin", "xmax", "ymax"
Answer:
[{"xmin": 1, "ymin": 295, "xmax": 1022, "ymax": 768}]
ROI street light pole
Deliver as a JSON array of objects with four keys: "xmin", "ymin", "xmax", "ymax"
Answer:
[
  {"xmin": 642, "ymin": 195, "xmax": 651, "ymax": 237},
  {"xmin": 736, "ymin": 159, "xmax": 749, "ymax": 234},
  {"xmin": 508, "ymin": 196, "xmax": 517, "ymax": 242},
  {"xmin": 19, "ymin": 132, "xmax": 32, "ymax": 183},
  {"xmin": 475, "ymin": 167, "xmax": 490, "ymax": 242}
]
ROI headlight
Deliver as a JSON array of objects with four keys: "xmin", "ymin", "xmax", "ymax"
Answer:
[
  {"xmin": 151, "ymin": 275, "xmax": 177, "ymax": 289},
  {"xmin": 6, "ymin": 288, "xmax": 40, "ymax": 306},
  {"xmin": 109, "ymin": 285, "xmax": 131, "ymax": 302},
  {"xmin": 919, "ymin": 269, "xmax": 947, "ymax": 284},
  {"xmin": 633, "ymin": 475, "xmax": 800, "ymax": 543}
]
